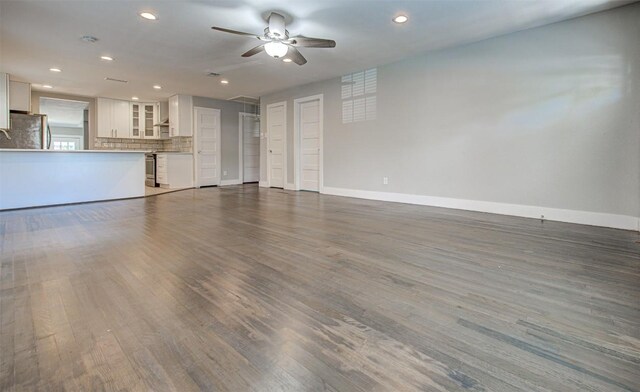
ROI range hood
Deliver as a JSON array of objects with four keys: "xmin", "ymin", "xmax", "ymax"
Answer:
[{"xmin": 154, "ymin": 118, "xmax": 169, "ymax": 127}]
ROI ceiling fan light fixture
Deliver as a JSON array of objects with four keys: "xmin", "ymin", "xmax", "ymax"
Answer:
[
  {"xmin": 264, "ymin": 41, "xmax": 288, "ymax": 58},
  {"xmin": 282, "ymin": 58, "xmax": 292, "ymax": 63}
]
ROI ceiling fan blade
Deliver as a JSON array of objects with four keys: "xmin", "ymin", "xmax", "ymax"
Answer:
[
  {"xmin": 212, "ymin": 26, "xmax": 259, "ymax": 38},
  {"xmin": 242, "ymin": 45, "xmax": 265, "ymax": 57},
  {"xmin": 289, "ymin": 36, "xmax": 336, "ymax": 48},
  {"xmin": 286, "ymin": 46, "xmax": 307, "ymax": 65}
]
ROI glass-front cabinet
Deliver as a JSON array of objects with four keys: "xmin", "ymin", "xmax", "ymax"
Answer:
[{"xmin": 131, "ymin": 102, "xmax": 158, "ymax": 139}]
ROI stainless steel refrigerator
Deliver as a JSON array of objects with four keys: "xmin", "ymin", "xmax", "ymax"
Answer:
[{"xmin": 0, "ymin": 112, "xmax": 50, "ymax": 149}]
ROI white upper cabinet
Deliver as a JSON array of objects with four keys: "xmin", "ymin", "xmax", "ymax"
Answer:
[
  {"xmin": 9, "ymin": 81, "xmax": 31, "ymax": 112},
  {"xmin": 131, "ymin": 102, "xmax": 159, "ymax": 139},
  {"xmin": 97, "ymin": 98, "xmax": 131, "ymax": 138},
  {"xmin": 169, "ymin": 94, "xmax": 193, "ymax": 137}
]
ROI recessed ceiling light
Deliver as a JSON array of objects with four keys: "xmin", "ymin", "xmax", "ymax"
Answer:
[
  {"xmin": 132, "ymin": 96, "xmax": 139, "ymax": 100},
  {"xmin": 220, "ymin": 80, "xmax": 229, "ymax": 85},
  {"xmin": 393, "ymin": 15, "xmax": 408, "ymax": 24},
  {"xmin": 140, "ymin": 12, "xmax": 157, "ymax": 20},
  {"xmin": 49, "ymin": 68, "xmax": 62, "ymax": 72},
  {"xmin": 153, "ymin": 85, "xmax": 162, "ymax": 90},
  {"xmin": 42, "ymin": 85, "xmax": 53, "ymax": 89},
  {"xmin": 282, "ymin": 58, "xmax": 292, "ymax": 63},
  {"xmin": 100, "ymin": 56, "xmax": 114, "ymax": 61}
]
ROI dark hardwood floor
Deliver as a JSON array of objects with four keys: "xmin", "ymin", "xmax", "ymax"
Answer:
[{"xmin": 1, "ymin": 184, "xmax": 639, "ymax": 391}]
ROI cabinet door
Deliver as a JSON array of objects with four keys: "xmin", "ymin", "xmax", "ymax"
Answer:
[
  {"xmin": 112, "ymin": 99, "xmax": 131, "ymax": 138},
  {"xmin": 131, "ymin": 103, "xmax": 141, "ymax": 138},
  {"xmin": 169, "ymin": 95, "xmax": 178, "ymax": 137},
  {"xmin": 96, "ymin": 98, "xmax": 113, "ymax": 138},
  {"xmin": 143, "ymin": 103, "xmax": 156, "ymax": 138}
]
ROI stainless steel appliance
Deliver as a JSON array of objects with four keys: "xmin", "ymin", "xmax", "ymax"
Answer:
[
  {"xmin": 145, "ymin": 153, "xmax": 157, "ymax": 187},
  {"xmin": 0, "ymin": 112, "xmax": 50, "ymax": 149}
]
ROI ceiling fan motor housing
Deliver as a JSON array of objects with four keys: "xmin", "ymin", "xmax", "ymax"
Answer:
[{"xmin": 267, "ymin": 12, "xmax": 286, "ymax": 39}]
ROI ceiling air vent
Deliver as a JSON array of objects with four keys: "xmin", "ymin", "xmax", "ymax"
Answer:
[
  {"xmin": 104, "ymin": 77, "xmax": 128, "ymax": 83},
  {"xmin": 228, "ymin": 96, "xmax": 260, "ymax": 106},
  {"xmin": 80, "ymin": 35, "xmax": 98, "ymax": 43}
]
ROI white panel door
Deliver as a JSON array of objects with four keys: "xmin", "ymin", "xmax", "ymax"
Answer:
[
  {"xmin": 300, "ymin": 100, "xmax": 320, "ymax": 191},
  {"xmin": 267, "ymin": 103, "xmax": 286, "ymax": 188},
  {"xmin": 243, "ymin": 115, "xmax": 260, "ymax": 183},
  {"xmin": 195, "ymin": 107, "xmax": 221, "ymax": 187}
]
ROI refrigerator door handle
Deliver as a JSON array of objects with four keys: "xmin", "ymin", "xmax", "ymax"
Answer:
[{"xmin": 47, "ymin": 123, "xmax": 52, "ymax": 149}]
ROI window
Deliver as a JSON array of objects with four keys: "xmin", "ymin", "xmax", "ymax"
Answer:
[
  {"xmin": 342, "ymin": 68, "xmax": 377, "ymax": 124},
  {"xmin": 51, "ymin": 137, "xmax": 80, "ymax": 151}
]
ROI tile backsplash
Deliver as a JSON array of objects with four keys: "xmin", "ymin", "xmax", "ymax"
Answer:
[{"xmin": 95, "ymin": 137, "xmax": 192, "ymax": 153}]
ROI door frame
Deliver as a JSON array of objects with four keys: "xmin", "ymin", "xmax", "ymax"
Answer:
[
  {"xmin": 266, "ymin": 101, "xmax": 287, "ymax": 188},
  {"xmin": 293, "ymin": 94, "xmax": 323, "ymax": 192},
  {"xmin": 238, "ymin": 112, "xmax": 260, "ymax": 184},
  {"xmin": 193, "ymin": 106, "xmax": 221, "ymax": 188}
]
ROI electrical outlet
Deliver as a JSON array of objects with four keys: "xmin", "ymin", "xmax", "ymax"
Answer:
[
  {"xmin": 383, "ymin": 177, "xmax": 388, "ymax": 185},
  {"xmin": 223, "ymin": 170, "xmax": 228, "ymax": 176}
]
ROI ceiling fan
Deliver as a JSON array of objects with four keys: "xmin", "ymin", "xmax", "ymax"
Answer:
[{"xmin": 212, "ymin": 12, "xmax": 336, "ymax": 65}]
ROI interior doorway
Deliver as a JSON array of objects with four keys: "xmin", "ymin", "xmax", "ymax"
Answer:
[
  {"xmin": 39, "ymin": 97, "xmax": 89, "ymax": 150},
  {"xmin": 266, "ymin": 101, "xmax": 286, "ymax": 188},
  {"xmin": 294, "ymin": 94, "xmax": 323, "ymax": 192},
  {"xmin": 193, "ymin": 106, "xmax": 221, "ymax": 187},
  {"xmin": 239, "ymin": 112, "xmax": 260, "ymax": 183}
]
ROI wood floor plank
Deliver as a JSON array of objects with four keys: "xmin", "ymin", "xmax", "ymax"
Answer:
[{"xmin": 0, "ymin": 184, "xmax": 638, "ymax": 391}]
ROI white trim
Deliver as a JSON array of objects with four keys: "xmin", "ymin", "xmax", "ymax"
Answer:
[
  {"xmin": 266, "ymin": 101, "xmax": 287, "ymax": 188},
  {"xmin": 259, "ymin": 181, "xmax": 269, "ymax": 188},
  {"xmin": 322, "ymin": 186, "xmax": 639, "ymax": 231},
  {"xmin": 284, "ymin": 182, "xmax": 296, "ymax": 190},
  {"xmin": 220, "ymin": 179, "xmax": 242, "ymax": 186},
  {"xmin": 193, "ymin": 106, "xmax": 221, "ymax": 188},
  {"xmin": 293, "ymin": 94, "xmax": 324, "ymax": 192}
]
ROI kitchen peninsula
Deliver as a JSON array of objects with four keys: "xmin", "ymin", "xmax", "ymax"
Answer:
[{"xmin": 0, "ymin": 149, "xmax": 145, "ymax": 209}]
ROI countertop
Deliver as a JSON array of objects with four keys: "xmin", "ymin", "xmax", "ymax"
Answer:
[{"xmin": 0, "ymin": 149, "xmax": 150, "ymax": 153}]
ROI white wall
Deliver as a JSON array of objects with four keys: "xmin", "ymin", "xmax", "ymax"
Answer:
[{"xmin": 260, "ymin": 4, "xmax": 640, "ymax": 230}]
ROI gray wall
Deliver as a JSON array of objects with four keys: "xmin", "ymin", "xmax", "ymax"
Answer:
[
  {"xmin": 192, "ymin": 96, "xmax": 257, "ymax": 182},
  {"xmin": 261, "ymin": 4, "xmax": 640, "ymax": 220}
]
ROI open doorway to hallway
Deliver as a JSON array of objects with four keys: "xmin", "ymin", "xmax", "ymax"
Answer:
[{"xmin": 39, "ymin": 97, "xmax": 89, "ymax": 150}]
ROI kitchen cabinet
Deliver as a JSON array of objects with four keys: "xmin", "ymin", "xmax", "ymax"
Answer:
[
  {"xmin": 9, "ymin": 81, "xmax": 31, "ymax": 112},
  {"xmin": 0, "ymin": 73, "xmax": 8, "ymax": 130},
  {"xmin": 131, "ymin": 102, "xmax": 159, "ymax": 139},
  {"xmin": 168, "ymin": 94, "xmax": 193, "ymax": 137},
  {"xmin": 97, "ymin": 98, "xmax": 131, "ymax": 138},
  {"xmin": 156, "ymin": 153, "xmax": 193, "ymax": 188}
]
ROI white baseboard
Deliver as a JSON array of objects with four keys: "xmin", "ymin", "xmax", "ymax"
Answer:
[
  {"xmin": 259, "ymin": 181, "xmax": 269, "ymax": 188},
  {"xmin": 220, "ymin": 179, "xmax": 242, "ymax": 186},
  {"xmin": 284, "ymin": 182, "xmax": 296, "ymax": 190},
  {"xmin": 322, "ymin": 186, "xmax": 639, "ymax": 231}
]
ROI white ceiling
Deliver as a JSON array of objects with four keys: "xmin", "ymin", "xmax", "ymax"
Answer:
[
  {"xmin": 39, "ymin": 97, "xmax": 89, "ymax": 127},
  {"xmin": 0, "ymin": 0, "xmax": 634, "ymax": 102}
]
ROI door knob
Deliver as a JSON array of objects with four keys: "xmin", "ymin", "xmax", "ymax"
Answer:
[{"xmin": 269, "ymin": 150, "xmax": 273, "ymax": 153}]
